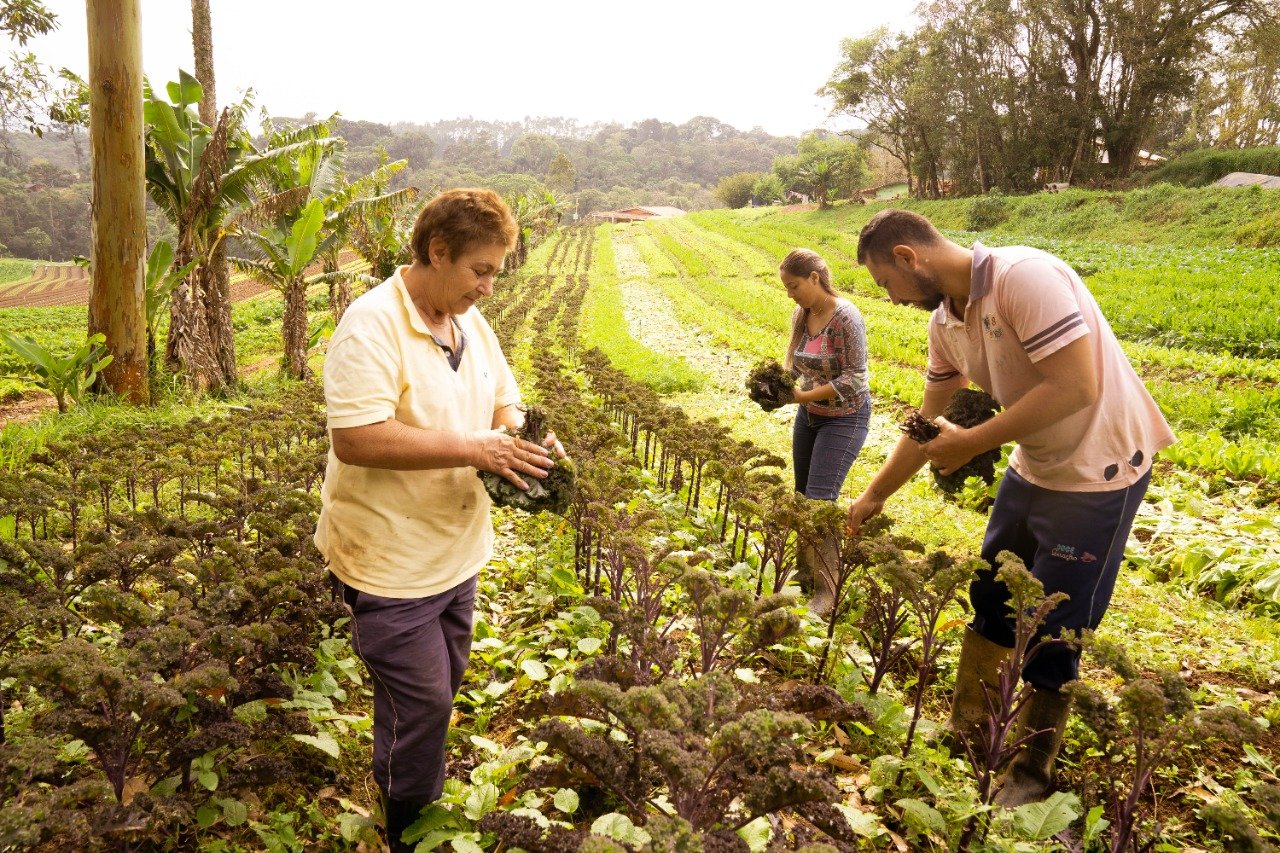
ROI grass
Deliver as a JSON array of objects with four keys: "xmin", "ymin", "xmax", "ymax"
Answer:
[
  {"xmin": 580, "ymin": 225, "xmax": 705, "ymax": 394},
  {"xmin": 0, "ymin": 258, "xmax": 35, "ymax": 286}
]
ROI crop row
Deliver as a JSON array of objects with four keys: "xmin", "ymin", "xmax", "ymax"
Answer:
[
  {"xmin": 649, "ymin": 214, "xmax": 1280, "ymax": 481},
  {"xmin": 705, "ymin": 207, "xmax": 1280, "ymax": 359}
]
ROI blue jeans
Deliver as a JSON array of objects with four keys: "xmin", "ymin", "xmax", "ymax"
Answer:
[
  {"xmin": 792, "ymin": 397, "xmax": 871, "ymax": 500},
  {"xmin": 970, "ymin": 466, "xmax": 1151, "ymax": 691}
]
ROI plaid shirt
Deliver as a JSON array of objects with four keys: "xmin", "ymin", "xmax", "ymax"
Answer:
[{"xmin": 790, "ymin": 300, "xmax": 870, "ymax": 417}]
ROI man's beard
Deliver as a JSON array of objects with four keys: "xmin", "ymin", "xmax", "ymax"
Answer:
[{"xmin": 912, "ymin": 269, "xmax": 945, "ymax": 311}]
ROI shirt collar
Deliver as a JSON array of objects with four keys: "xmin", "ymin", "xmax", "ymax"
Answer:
[
  {"xmin": 394, "ymin": 264, "xmax": 472, "ymax": 336},
  {"xmin": 392, "ymin": 266, "xmax": 433, "ymax": 338},
  {"xmin": 937, "ymin": 241, "xmax": 992, "ymax": 325},
  {"xmin": 970, "ymin": 241, "xmax": 993, "ymax": 303}
]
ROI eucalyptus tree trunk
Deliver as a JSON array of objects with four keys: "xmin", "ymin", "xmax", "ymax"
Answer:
[
  {"xmin": 87, "ymin": 0, "xmax": 149, "ymax": 405},
  {"xmin": 191, "ymin": 0, "xmax": 238, "ymax": 388},
  {"xmin": 282, "ymin": 281, "xmax": 311, "ymax": 380}
]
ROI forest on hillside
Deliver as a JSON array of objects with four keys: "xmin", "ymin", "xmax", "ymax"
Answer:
[{"xmin": 0, "ymin": 115, "xmax": 903, "ymax": 262}]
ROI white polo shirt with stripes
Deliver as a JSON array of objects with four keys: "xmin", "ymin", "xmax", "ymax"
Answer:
[{"xmin": 925, "ymin": 242, "xmax": 1174, "ymax": 492}]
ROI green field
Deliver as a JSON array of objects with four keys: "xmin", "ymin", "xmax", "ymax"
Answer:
[{"xmin": 3, "ymin": 189, "xmax": 1280, "ymax": 851}]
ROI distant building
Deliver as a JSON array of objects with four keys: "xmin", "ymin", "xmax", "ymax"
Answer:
[
  {"xmin": 1093, "ymin": 138, "xmax": 1167, "ymax": 168},
  {"xmin": 1213, "ymin": 172, "xmax": 1280, "ymax": 189},
  {"xmin": 586, "ymin": 205, "xmax": 686, "ymax": 223}
]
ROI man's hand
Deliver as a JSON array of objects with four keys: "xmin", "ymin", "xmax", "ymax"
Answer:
[
  {"xmin": 846, "ymin": 493, "xmax": 884, "ymax": 536},
  {"xmin": 920, "ymin": 416, "xmax": 982, "ymax": 476},
  {"xmin": 469, "ymin": 429, "xmax": 553, "ymax": 490}
]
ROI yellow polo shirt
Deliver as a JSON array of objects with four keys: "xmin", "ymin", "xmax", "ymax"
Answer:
[{"xmin": 315, "ymin": 267, "xmax": 521, "ymax": 598}]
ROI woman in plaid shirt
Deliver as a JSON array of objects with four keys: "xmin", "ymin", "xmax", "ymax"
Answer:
[{"xmin": 780, "ymin": 249, "xmax": 871, "ymax": 615}]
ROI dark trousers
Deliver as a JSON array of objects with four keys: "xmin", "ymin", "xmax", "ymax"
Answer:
[
  {"xmin": 792, "ymin": 397, "xmax": 871, "ymax": 500},
  {"xmin": 970, "ymin": 466, "xmax": 1151, "ymax": 691},
  {"xmin": 332, "ymin": 573, "xmax": 478, "ymax": 803}
]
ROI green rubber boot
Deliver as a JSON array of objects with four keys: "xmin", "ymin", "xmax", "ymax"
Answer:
[
  {"xmin": 946, "ymin": 628, "xmax": 1012, "ymax": 744},
  {"xmin": 994, "ymin": 687, "xmax": 1072, "ymax": 808}
]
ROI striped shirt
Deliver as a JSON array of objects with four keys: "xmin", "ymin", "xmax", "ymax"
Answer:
[{"xmin": 926, "ymin": 243, "xmax": 1174, "ymax": 491}]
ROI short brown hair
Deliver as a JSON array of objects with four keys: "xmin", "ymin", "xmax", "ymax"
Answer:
[
  {"xmin": 410, "ymin": 188, "xmax": 518, "ymax": 265},
  {"xmin": 856, "ymin": 208, "xmax": 944, "ymax": 265}
]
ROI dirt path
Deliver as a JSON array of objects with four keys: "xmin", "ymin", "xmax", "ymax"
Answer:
[
  {"xmin": 0, "ymin": 391, "xmax": 58, "ymax": 429},
  {"xmin": 613, "ymin": 237, "xmax": 755, "ymax": 394}
]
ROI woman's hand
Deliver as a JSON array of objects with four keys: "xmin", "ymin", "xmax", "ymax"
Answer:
[
  {"xmin": 542, "ymin": 430, "xmax": 568, "ymax": 459},
  {"xmin": 469, "ymin": 429, "xmax": 553, "ymax": 490}
]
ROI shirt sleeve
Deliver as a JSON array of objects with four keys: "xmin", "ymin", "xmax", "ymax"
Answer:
[
  {"xmin": 324, "ymin": 331, "xmax": 402, "ymax": 429},
  {"xmin": 999, "ymin": 257, "xmax": 1090, "ymax": 363},
  {"xmin": 925, "ymin": 318, "xmax": 968, "ymax": 392},
  {"xmin": 828, "ymin": 305, "xmax": 868, "ymax": 405}
]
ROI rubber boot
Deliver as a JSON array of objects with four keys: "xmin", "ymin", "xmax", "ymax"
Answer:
[
  {"xmin": 993, "ymin": 687, "xmax": 1072, "ymax": 808},
  {"xmin": 794, "ymin": 542, "xmax": 816, "ymax": 594},
  {"xmin": 381, "ymin": 788, "xmax": 427, "ymax": 853},
  {"xmin": 945, "ymin": 628, "xmax": 1012, "ymax": 747},
  {"xmin": 806, "ymin": 531, "xmax": 840, "ymax": 618}
]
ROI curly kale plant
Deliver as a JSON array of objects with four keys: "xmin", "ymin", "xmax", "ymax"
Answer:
[
  {"xmin": 506, "ymin": 672, "xmax": 861, "ymax": 851},
  {"xmin": 900, "ymin": 388, "xmax": 1002, "ymax": 493},
  {"xmin": 745, "ymin": 359, "xmax": 795, "ymax": 412},
  {"xmin": 479, "ymin": 406, "xmax": 577, "ymax": 515}
]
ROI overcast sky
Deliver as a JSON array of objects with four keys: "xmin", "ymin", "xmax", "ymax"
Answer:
[{"xmin": 17, "ymin": 1, "xmax": 920, "ymax": 137}]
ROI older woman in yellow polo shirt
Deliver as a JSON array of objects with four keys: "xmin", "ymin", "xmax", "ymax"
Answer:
[{"xmin": 315, "ymin": 188, "xmax": 556, "ymax": 852}]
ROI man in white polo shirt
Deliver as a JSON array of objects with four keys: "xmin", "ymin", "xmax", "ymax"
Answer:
[
  {"xmin": 316, "ymin": 189, "xmax": 557, "ymax": 851},
  {"xmin": 846, "ymin": 209, "xmax": 1174, "ymax": 806}
]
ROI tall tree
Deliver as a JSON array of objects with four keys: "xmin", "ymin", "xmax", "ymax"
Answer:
[
  {"xmin": 0, "ymin": 0, "xmax": 56, "ymax": 164},
  {"xmin": 821, "ymin": 29, "xmax": 946, "ymax": 197},
  {"xmin": 86, "ymin": 0, "xmax": 147, "ymax": 404},
  {"xmin": 1180, "ymin": 15, "xmax": 1280, "ymax": 147}
]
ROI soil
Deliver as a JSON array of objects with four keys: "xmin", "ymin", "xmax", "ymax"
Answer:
[
  {"xmin": 0, "ymin": 390, "xmax": 58, "ymax": 429},
  {"xmin": 0, "ymin": 250, "xmax": 361, "ymax": 309}
]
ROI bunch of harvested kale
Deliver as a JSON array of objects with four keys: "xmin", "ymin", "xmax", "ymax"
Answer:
[
  {"xmin": 900, "ymin": 388, "xmax": 1003, "ymax": 493},
  {"xmin": 746, "ymin": 359, "xmax": 796, "ymax": 412},
  {"xmin": 478, "ymin": 406, "xmax": 576, "ymax": 515}
]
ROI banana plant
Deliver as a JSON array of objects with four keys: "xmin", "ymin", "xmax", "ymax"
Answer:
[
  {"xmin": 143, "ymin": 70, "xmax": 337, "ymax": 390},
  {"xmin": 317, "ymin": 150, "xmax": 419, "ymax": 319},
  {"xmin": 230, "ymin": 198, "xmax": 326, "ymax": 380},
  {"xmin": 0, "ymin": 331, "xmax": 113, "ymax": 413},
  {"xmin": 346, "ymin": 149, "xmax": 420, "ymax": 288},
  {"xmin": 505, "ymin": 189, "xmax": 565, "ymax": 270},
  {"xmin": 231, "ymin": 124, "xmax": 421, "ymax": 370},
  {"xmin": 144, "ymin": 241, "xmax": 198, "ymax": 377}
]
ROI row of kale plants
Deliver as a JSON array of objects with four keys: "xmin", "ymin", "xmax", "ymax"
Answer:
[{"xmin": 0, "ymin": 387, "xmax": 361, "ymax": 850}]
